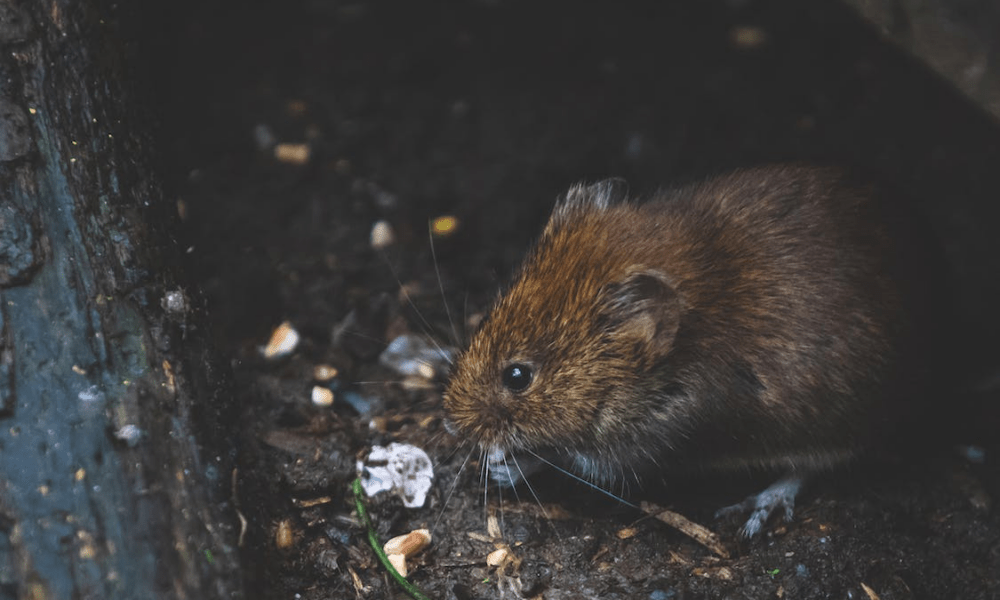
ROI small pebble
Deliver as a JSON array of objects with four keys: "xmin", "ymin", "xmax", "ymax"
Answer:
[
  {"xmin": 370, "ymin": 220, "xmax": 395, "ymax": 249},
  {"xmin": 161, "ymin": 289, "xmax": 188, "ymax": 314},
  {"xmin": 959, "ymin": 444, "xmax": 986, "ymax": 464},
  {"xmin": 340, "ymin": 390, "xmax": 382, "ymax": 416},
  {"xmin": 253, "ymin": 123, "xmax": 276, "ymax": 151},
  {"xmin": 378, "ymin": 334, "xmax": 454, "ymax": 379}
]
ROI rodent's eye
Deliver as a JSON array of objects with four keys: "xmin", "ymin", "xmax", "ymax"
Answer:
[{"xmin": 501, "ymin": 363, "xmax": 533, "ymax": 393}]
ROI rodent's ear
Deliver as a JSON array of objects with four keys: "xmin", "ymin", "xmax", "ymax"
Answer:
[
  {"xmin": 552, "ymin": 178, "xmax": 629, "ymax": 222},
  {"xmin": 599, "ymin": 269, "xmax": 680, "ymax": 358}
]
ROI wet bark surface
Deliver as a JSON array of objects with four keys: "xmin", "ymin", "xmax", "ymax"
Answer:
[
  {"xmin": 0, "ymin": 1, "xmax": 242, "ymax": 598},
  {"xmin": 155, "ymin": 0, "xmax": 1000, "ymax": 598}
]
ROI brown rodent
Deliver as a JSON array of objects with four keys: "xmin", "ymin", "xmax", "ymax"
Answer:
[{"xmin": 443, "ymin": 165, "xmax": 940, "ymax": 533}]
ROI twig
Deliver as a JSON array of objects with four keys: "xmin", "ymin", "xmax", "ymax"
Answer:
[{"xmin": 641, "ymin": 501, "xmax": 730, "ymax": 559}]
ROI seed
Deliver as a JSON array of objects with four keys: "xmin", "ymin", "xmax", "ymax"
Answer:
[
  {"xmin": 387, "ymin": 553, "xmax": 408, "ymax": 577},
  {"xmin": 275, "ymin": 519, "xmax": 294, "ymax": 549},
  {"xmin": 486, "ymin": 547, "xmax": 509, "ymax": 567},
  {"xmin": 311, "ymin": 386, "xmax": 334, "ymax": 407},
  {"xmin": 383, "ymin": 528, "xmax": 432, "ymax": 557},
  {"xmin": 263, "ymin": 321, "xmax": 299, "ymax": 359},
  {"xmin": 313, "ymin": 364, "xmax": 339, "ymax": 382}
]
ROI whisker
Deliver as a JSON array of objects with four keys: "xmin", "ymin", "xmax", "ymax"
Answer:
[
  {"xmin": 480, "ymin": 448, "xmax": 489, "ymax": 517},
  {"xmin": 501, "ymin": 454, "xmax": 522, "ymax": 504},
  {"xmin": 378, "ymin": 249, "xmax": 453, "ymax": 364},
  {"xmin": 428, "ymin": 222, "xmax": 460, "ymax": 352},
  {"xmin": 334, "ymin": 328, "xmax": 389, "ymax": 346},
  {"xmin": 432, "ymin": 445, "xmax": 475, "ymax": 533},
  {"xmin": 462, "ymin": 292, "xmax": 470, "ymax": 346},
  {"xmin": 432, "ymin": 433, "xmax": 466, "ymax": 463},
  {"xmin": 509, "ymin": 453, "xmax": 562, "ymax": 542},
  {"xmin": 479, "ymin": 446, "xmax": 487, "ymax": 480},
  {"xmin": 495, "ymin": 471, "xmax": 505, "ymax": 537},
  {"xmin": 525, "ymin": 449, "xmax": 638, "ymax": 509}
]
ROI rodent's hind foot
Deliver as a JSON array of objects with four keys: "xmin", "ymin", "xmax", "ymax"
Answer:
[{"xmin": 714, "ymin": 475, "xmax": 804, "ymax": 538}]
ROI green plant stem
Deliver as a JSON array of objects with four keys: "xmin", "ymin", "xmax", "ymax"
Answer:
[{"xmin": 352, "ymin": 478, "xmax": 432, "ymax": 600}]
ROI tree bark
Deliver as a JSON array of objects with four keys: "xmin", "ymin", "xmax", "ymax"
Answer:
[
  {"xmin": 0, "ymin": 1, "xmax": 242, "ymax": 598},
  {"xmin": 843, "ymin": 0, "xmax": 1000, "ymax": 121}
]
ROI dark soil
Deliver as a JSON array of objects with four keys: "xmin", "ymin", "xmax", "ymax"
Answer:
[{"xmin": 152, "ymin": 0, "xmax": 1000, "ymax": 598}]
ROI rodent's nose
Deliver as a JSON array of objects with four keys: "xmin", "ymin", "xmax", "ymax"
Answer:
[{"xmin": 482, "ymin": 402, "xmax": 514, "ymax": 428}]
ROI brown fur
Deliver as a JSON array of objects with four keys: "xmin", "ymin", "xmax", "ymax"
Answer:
[{"xmin": 444, "ymin": 165, "xmax": 931, "ymax": 484}]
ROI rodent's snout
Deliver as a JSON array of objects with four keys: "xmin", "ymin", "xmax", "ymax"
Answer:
[{"xmin": 442, "ymin": 396, "xmax": 516, "ymax": 450}]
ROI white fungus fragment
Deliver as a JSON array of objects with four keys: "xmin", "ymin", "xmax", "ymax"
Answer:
[{"xmin": 356, "ymin": 443, "xmax": 434, "ymax": 508}]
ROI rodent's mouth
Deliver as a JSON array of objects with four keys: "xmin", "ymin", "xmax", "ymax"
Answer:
[{"xmin": 482, "ymin": 444, "xmax": 547, "ymax": 488}]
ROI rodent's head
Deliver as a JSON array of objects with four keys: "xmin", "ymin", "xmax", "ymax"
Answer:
[{"xmin": 444, "ymin": 181, "xmax": 682, "ymax": 468}]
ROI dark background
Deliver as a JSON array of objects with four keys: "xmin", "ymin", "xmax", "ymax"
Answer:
[{"xmin": 139, "ymin": 0, "xmax": 1000, "ymax": 597}]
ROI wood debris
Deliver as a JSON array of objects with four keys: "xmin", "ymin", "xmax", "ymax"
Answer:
[{"xmin": 641, "ymin": 501, "xmax": 730, "ymax": 559}]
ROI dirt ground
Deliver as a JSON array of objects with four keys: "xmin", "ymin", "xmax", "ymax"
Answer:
[{"xmin": 150, "ymin": 0, "xmax": 1000, "ymax": 598}]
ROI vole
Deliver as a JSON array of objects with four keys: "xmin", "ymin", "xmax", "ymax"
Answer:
[{"xmin": 443, "ymin": 165, "xmax": 941, "ymax": 536}]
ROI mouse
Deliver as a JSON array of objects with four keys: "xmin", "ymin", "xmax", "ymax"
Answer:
[{"xmin": 443, "ymin": 164, "xmax": 943, "ymax": 536}]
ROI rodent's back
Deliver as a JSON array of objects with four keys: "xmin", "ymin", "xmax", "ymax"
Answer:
[{"xmin": 445, "ymin": 165, "xmax": 925, "ymax": 482}]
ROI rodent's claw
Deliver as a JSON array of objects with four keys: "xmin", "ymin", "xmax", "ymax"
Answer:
[{"xmin": 715, "ymin": 476, "xmax": 804, "ymax": 538}]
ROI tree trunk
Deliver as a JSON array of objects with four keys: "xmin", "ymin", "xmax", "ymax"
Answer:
[{"xmin": 0, "ymin": 1, "xmax": 242, "ymax": 598}]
